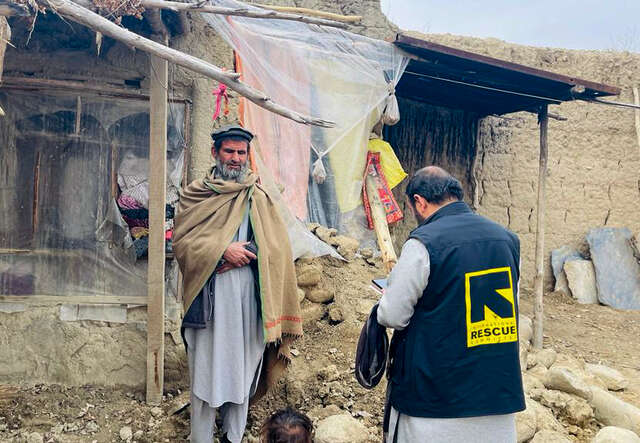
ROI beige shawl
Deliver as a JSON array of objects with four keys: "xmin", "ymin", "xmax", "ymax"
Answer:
[{"xmin": 173, "ymin": 170, "xmax": 302, "ymax": 398}]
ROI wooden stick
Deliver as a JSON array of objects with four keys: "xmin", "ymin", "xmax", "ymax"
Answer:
[
  {"xmin": 365, "ymin": 174, "xmax": 397, "ymax": 273},
  {"xmin": 38, "ymin": 0, "xmax": 335, "ymax": 128},
  {"xmin": 0, "ymin": 294, "xmax": 148, "ymax": 304},
  {"xmin": 532, "ymin": 104, "xmax": 548, "ymax": 349},
  {"xmin": 253, "ymin": 3, "xmax": 361, "ymax": 23},
  {"xmin": 633, "ymin": 87, "xmax": 640, "ymax": 153},
  {"xmin": 146, "ymin": 53, "xmax": 167, "ymax": 406},
  {"xmin": 140, "ymin": 0, "xmax": 348, "ymax": 29}
]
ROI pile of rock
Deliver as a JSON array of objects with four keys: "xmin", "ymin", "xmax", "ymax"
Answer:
[
  {"xmin": 552, "ymin": 227, "xmax": 640, "ymax": 309},
  {"xmin": 306, "ymin": 223, "xmax": 362, "ymax": 261},
  {"xmin": 517, "ymin": 314, "xmax": 640, "ymax": 442}
]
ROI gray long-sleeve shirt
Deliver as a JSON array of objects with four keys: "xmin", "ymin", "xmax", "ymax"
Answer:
[{"xmin": 377, "ymin": 239, "xmax": 430, "ymax": 330}]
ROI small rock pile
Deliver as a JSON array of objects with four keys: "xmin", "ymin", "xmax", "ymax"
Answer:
[{"xmin": 518, "ymin": 314, "xmax": 640, "ymax": 442}]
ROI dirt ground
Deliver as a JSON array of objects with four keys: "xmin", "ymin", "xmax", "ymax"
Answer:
[{"xmin": 1, "ymin": 257, "xmax": 639, "ymax": 443}]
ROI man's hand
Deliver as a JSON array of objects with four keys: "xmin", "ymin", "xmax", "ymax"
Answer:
[{"xmin": 222, "ymin": 241, "xmax": 257, "ymax": 268}]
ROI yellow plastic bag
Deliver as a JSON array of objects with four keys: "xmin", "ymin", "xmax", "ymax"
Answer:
[{"xmin": 367, "ymin": 138, "xmax": 407, "ymax": 190}]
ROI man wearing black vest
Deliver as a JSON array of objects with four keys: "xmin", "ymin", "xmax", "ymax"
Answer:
[{"xmin": 377, "ymin": 166, "xmax": 525, "ymax": 443}]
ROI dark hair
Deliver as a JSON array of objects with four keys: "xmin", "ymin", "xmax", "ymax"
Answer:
[
  {"xmin": 213, "ymin": 135, "xmax": 251, "ymax": 153},
  {"xmin": 261, "ymin": 408, "xmax": 313, "ymax": 443},
  {"xmin": 405, "ymin": 168, "xmax": 464, "ymax": 205}
]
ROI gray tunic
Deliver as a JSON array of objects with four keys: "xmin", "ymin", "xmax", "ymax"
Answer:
[
  {"xmin": 377, "ymin": 239, "xmax": 518, "ymax": 443},
  {"xmin": 184, "ymin": 210, "xmax": 265, "ymax": 408}
]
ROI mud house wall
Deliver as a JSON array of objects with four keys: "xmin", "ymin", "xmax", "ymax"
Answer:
[
  {"xmin": 385, "ymin": 98, "xmax": 479, "ymax": 250},
  {"xmin": 0, "ymin": 1, "xmax": 395, "ymax": 387},
  {"xmin": 419, "ymin": 34, "xmax": 640, "ymax": 290}
]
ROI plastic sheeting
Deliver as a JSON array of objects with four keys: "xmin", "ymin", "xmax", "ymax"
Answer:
[
  {"xmin": 203, "ymin": 2, "xmax": 408, "ymax": 245},
  {"xmin": 0, "ymin": 90, "xmax": 185, "ymax": 298}
]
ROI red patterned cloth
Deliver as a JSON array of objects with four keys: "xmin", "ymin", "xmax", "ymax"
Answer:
[{"xmin": 362, "ymin": 151, "xmax": 403, "ymax": 230}]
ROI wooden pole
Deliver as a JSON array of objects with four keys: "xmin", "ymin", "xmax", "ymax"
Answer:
[
  {"xmin": 253, "ymin": 3, "xmax": 362, "ymax": 23},
  {"xmin": 632, "ymin": 87, "xmax": 640, "ymax": 154},
  {"xmin": 39, "ymin": 0, "xmax": 334, "ymax": 128},
  {"xmin": 365, "ymin": 174, "xmax": 397, "ymax": 273},
  {"xmin": 140, "ymin": 0, "xmax": 349, "ymax": 29},
  {"xmin": 532, "ymin": 104, "xmax": 548, "ymax": 350},
  {"xmin": 146, "ymin": 54, "xmax": 168, "ymax": 405}
]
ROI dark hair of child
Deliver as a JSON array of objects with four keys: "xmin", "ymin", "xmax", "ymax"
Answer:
[{"xmin": 260, "ymin": 408, "xmax": 313, "ymax": 443}]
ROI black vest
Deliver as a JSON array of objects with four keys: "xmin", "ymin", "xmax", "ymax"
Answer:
[{"xmin": 389, "ymin": 201, "xmax": 525, "ymax": 418}]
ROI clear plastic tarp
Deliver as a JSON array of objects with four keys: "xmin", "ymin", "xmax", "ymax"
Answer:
[
  {"xmin": 0, "ymin": 90, "xmax": 185, "ymax": 298},
  {"xmin": 203, "ymin": 2, "xmax": 409, "ymax": 248}
]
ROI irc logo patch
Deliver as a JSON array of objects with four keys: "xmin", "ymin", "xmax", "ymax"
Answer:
[{"xmin": 464, "ymin": 267, "xmax": 518, "ymax": 348}]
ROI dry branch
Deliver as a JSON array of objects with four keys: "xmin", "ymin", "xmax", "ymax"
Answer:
[
  {"xmin": 35, "ymin": 0, "xmax": 334, "ymax": 127},
  {"xmin": 253, "ymin": 3, "xmax": 361, "ymax": 23},
  {"xmin": 140, "ymin": 0, "xmax": 349, "ymax": 29}
]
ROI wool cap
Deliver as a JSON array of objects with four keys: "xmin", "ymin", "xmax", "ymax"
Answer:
[{"xmin": 211, "ymin": 125, "xmax": 254, "ymax": 143}]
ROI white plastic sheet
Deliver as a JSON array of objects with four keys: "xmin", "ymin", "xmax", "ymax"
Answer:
[{"xmin": 202, "ymin": 2, "xmax": 408, "ymax": 248}]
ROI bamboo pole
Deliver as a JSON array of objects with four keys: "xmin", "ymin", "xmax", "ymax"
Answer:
[
  {"xmin": 253, "ymin": 3, "xmax": 361, "ymax": 23},
  {"xmin": 38, "ymin": 0, "xmax": 334, "ymax": 128},
  {"xmin": 532, "ymin": 104, "xmax": 548, "ymax": 350},
  {"xmin": 140, "ymin": 0, "xmax": 348, "ymax": 29},
  {"xmin": 365, "ymin": 174, "xmax": 397, "ymax": 273},
  {"xmin": 146, "ymin": 53, "xmax": 168, "ymax": 405}
]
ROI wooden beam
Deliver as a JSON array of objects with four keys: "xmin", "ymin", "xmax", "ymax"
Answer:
[
  {"xmin": 146, "ymin": 54, "xmax": 167, "ymax": 405},
  {"xmin": 140, "ymin": 0, "xmax": 349, "ymax": 29},
  {"xmin": 35, "ymin": 0, "xmax": 334, "ymax": 128},
  {"xmin": 365, "ymin": 174, "xmax": 397, "ymax": 273},
  {"xmin": 633, "ymin": 86, "xmax": 640, "ymax": 153},
  {"xmin": 0, "ymin": 295, "xmax": 148, "ymax": 305},
  {"xmin": 253, "ymin": 3, "xmax": 361, "ymax": 23},
  {"xmin": 532, "ymin": 104, "xmax": 548, "ymax": 350}
]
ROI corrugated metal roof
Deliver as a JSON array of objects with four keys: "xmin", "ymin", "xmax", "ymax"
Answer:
[{"xmin": 394, "ymin": 33, "xmax": 620, "ymax": 115}]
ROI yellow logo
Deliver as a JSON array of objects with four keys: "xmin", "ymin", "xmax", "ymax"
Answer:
[{"xmin": 465, "ymin": 267, "xmax": 518, "ymax": 348}]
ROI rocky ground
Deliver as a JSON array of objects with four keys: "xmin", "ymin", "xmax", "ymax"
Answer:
[{"xmin": 1, "ymin": 229, "xmax": 639, "ymax": 443}]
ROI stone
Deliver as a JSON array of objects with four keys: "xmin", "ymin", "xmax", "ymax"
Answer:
[
  {"xmin": 551, "ymin": 246, "xmax": 582, "ymax": 295},
  {"xmin": 587, "ymin": 227, "xmax": 640, "ymax": 309},
  {"xmin": 330, "ymin": 236, "xmax": 360, "ymax": 259},
  {"xmin": 85, "ymin": 421, "xmax": 99, "ymax": 433},
  {"xmin": 593, "ymin": 426, "xmax": 640, "ymax": 443},
  {"xmin": 522, "ymin": 373, "xmax": 546, "ymax": 396},
  {"xmin": 537, "ymin": 389, "xmax": 594, "ymax": 426},
  {"xmin": 531, "ymin": 399, "xmax": 565, "ymax": 432},
  {"xmin": 515, "ymin": 399, "xmax": 537, "ymax": 443},
  {"xmin": 586, "ymin": 363, "xmax": 628, "ymax": 391},
  {"xmin": 356, "ymin": 299, "xmax": 377, "ymax": 320},
  {"xmin": 543, "ymin": 367, "xmax": 592, "ymax": 400},
  {"xmin": 297, "ymin": 288, "xmax": 306, "ymax": 303},
  {"xmin": 308, "ymin": 404, "xmax": 342, "ymax": 422},
  {"xmin": 359, "ymin": 248, "xmax": 374, "ymax": 259},
  {"xmin": 150, "ymin": 406, "xmax": 163, "ymax": 418},
  {"xmin": 530, "ymin": 430, "xmax": 571, "ymax": 443},
  {"xmin": 519, "ymin": 314, "xmax": 533, "ymax": 345},
  {"xmin": 315, "ymin": 226, "xmax": 338, "ymax": 245},
  {"xmin": 590, "ymin": 387, "xmax": 640, "ymax": 435},
  {"xmin": 328, "ymin": 305, "xmax": 344, "ymax": 324},
  {"xmin": 296, "ymin": 266, "xmax": 322, "ymax": 287},
  {"xmin": 563, "ymin": 260, "xmax": 599, "ymax": 304},
  {"xmin": 119, "ymin": 426, "xmax": 133, "ymax": 442},
  {"xmin": 25, "ymin": 433, "xmax": 44, "ymax": 443},
  {"xmin": 306, "ymin": 289, "xmax": 334, "ymax": 304},
  {"xmin": 318, "ymin": 364, "xmax": 340, "ymax": 382},
  {"xmin": 528, "ymin": 364, "xmax": 548, "ymax": 383},
  {"xmin": 535, "ymin": 348, "xmax": 557, "ymax": 369},
  {"xmin": 301, "ymin": 302, "xmax": 326, "ymax": 325},
  {"xmin": 314, "ymin": 414, "xmax": 368, "ymax": 443},
  {"xmin": 133, "ymin": 430, "xmax": 144, "ymax": 439}
]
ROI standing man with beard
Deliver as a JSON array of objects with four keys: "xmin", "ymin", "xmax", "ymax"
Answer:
[
  {"xmin": 377, "ymin": 166, "xmax": 525, "ymax": 443},
  {"xmin": 173, "ymin": 125, "xmax": 303, "ymax": 443}
]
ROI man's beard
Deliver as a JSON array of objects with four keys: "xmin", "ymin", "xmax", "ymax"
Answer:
[{"xmin": 216, "ymin": 161, "xmax": 249, "ymax": 182}]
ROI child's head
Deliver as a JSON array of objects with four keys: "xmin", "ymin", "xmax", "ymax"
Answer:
[{"xmin": 261, "ymin": 408, "xmax": 313, "ymax": 443}]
